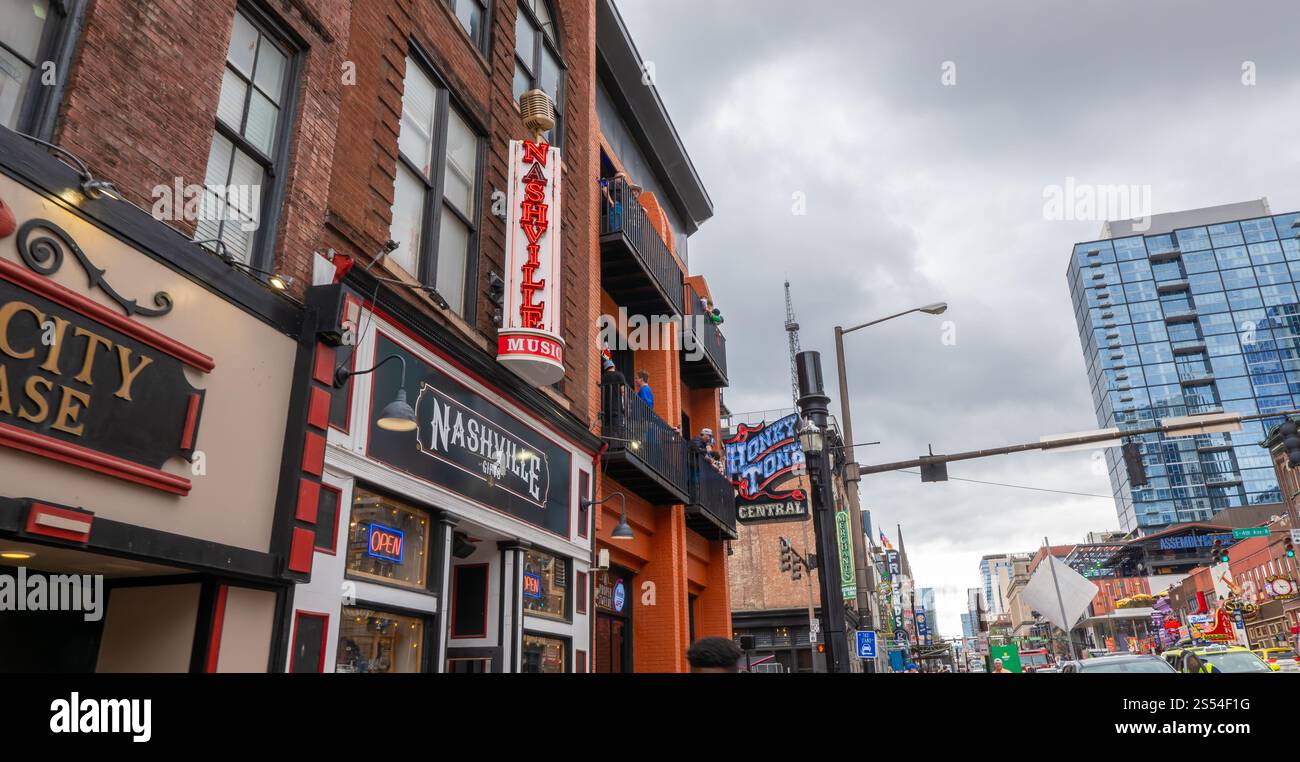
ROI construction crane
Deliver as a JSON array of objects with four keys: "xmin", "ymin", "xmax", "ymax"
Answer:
[{"xmin": 784, "ymin": 280, "xmax": 801, "ymax": 408}]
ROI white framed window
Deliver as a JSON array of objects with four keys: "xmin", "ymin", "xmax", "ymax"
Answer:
[
  {"xmin": 389, "ymin": 54, "xmax": 483, "ymax": 318},
  {"xmin": 197, "ymin": 8, "xmax": 294, "ymax": 266},
  {"xmin": 512, "ymin": 0, "xmax": 564, "ymax": 145}
]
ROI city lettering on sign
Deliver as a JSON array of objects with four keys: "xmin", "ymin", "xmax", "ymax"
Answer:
[
  {"xmin": 0, "ymin": 224, "xmax": 209, "ymax": 496},
  {"xmin": 723, "ymin": 413, "xmax": 808, "ymax": 525},
  {"xmin": 498, "ymin": 140, "xmax": 565, "ymax": 387},
  {"xmin": 1232, "ymin": 527, "xmax": 1270, "ymax": 539},
  {"xmin": 366, "ymin": 523, "xmax": 405, "ymax": 564}
]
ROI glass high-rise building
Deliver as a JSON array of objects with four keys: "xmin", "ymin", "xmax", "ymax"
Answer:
[{"xmin": 1068, "ymin": 200, "xmax": 1300, "ymax": 531}]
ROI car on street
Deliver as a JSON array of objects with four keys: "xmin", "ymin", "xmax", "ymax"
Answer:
[
  {"xmin": 1251, "ymin": 647, "xmax": 1300, "ymax": 672},
  {"xmin": 1059, "ymin": 654, "xmax": 1176, "ymax": 673},
  {"xmin": 1177, "ymin": 645, "xmax": 1274, "ymax": 673}
]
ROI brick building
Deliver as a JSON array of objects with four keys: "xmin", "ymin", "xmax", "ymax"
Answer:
[
  {"xmin": 0, "ymin": 0, "xmax": 737, "ymax": 672},
  {"xmin": 587, "ymin": 0, "xmax": 735, "ymax": 673}
]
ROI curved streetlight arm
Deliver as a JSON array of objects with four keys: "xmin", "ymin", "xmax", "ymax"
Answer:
[
  {"xmin": 579, "ymin": 491, "xmax": 626, "ymax": 512},
  {"xmin": 336, "ymin": 353, "xmax": 407, "ymax": 390},
  {"xmin": 839, "ymin": 302, "xmax": 947, "ymax": 336}
]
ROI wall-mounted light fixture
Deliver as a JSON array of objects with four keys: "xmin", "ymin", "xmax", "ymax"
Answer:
[
  {"xmin": 194, "ymin": 239, "xmax": 295, "ymax": 291},
  {"xmin": 580, "ymin": 491, "xmax": 632, "ymax": 540},
  {"xmin": 13, "ymin": 132, "xmax": 123, "ymax": 202},
  {"xmin": 334, "ymin": 354, "xmax": 417, "ymax": 432}
]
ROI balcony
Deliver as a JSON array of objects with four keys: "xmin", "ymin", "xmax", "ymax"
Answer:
[
  {"xmin": 682, "ymin": 286, "xmax": 728, "ymax": 388},
  {"xmin": 686, "ymin": 449, "xmax": 737, "ymax": 540},
  {"xmin": 600, "ymin": 177, "xmax": 685, "ymax": 318},
  {"xmin": 600, "ymin": 382, "xmax": 689, "ymax": 505}
]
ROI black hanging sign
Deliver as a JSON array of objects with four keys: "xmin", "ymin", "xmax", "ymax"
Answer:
[
  {"xmin": 0, "ymin": 222, "xmax": 209, "ymax": 495},
  {"xmin": 366, "ymin": 333, "xmax": 571, "ymax": 536},
  {"xmin": 723, "ymin": 412, "xmax": 809, "ymax": 524}
]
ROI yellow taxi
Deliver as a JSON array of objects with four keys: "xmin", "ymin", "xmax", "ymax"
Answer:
[
  {"xmin": 1178, "ymin": 645, "xmax": 1274, "ymax": 673},
  {"xmin": 1251, "ymin": 647, "xmax": 1300, "ymax": 673}
]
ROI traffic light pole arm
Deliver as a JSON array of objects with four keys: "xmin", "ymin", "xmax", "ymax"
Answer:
[{"xmin": 855, "ymin": 407, "xmax": 1300, "ymax": 477}]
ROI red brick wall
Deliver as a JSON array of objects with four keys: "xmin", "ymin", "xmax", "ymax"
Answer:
[
  {"xmin": 56, "ymin": 0, "xmax": 349, "ymax": 293},
  {"xmin": 323, "ymin": 0, "xmax": 596, "ymax": 418}
]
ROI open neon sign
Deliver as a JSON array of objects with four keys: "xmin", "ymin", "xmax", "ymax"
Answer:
[{"xmin": 366, "ymin": 523, "xmax": 405, "ymax": 564}]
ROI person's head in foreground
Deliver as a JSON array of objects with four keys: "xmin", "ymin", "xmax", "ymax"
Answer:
[{"xmin": 686, "ymin": 637, "xmax": 743, "ymax": 673}]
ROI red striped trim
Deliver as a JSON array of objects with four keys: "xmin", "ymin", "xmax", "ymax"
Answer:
[
  {"xmin": 0, "ymin": 420, "xmax": 191, "ymax": 495},
  {"xmin": 313, "ymin": 342, "xmax": 335, "ymax": 386},
  {"xmin": 302, "ymin": 432, "xmax": 325, "ymax": 476},
  {"xmin": 288, "ymin": 527, "xmax": 315, "ymax": 574},
  {"xmin": 205, "ymin": 584, "xmax": 229, "ymax": 673},
  {"xmin": 0, "ymin": 256, "xmax": 215, "ymax": 373},
  {"xmin": 24, "ymin": 502, "xmax": 93, "ymax": 543},
  {"xmin": 296, "ymin": 478, "xmax": 320, "ymax": 523},
  {"xmin": 179, "ymin": 393, "xmax": 201, "ymax": 450},
  {"xmin": 306, "ymin": 386, "xmax": 330, "ymax": 430}
]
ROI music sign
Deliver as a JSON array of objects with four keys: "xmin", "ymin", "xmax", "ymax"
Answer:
[{"xmin": 498, "ymin": 140, "xmax": 565, "ymax": 387}]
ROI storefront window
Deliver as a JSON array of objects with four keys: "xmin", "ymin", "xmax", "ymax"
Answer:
[
  {"xmin": 345, "ymin": 488, "xmax": 431, "ymax": 591},
  {"xmin": 336, "ymin": 607, "xmax": 425, "ymax": 673},
  {"xmin": 521, "ymin": 633, "xmax": 567, "ymax": 673},
  {"xmin": 521, "ymin": 548, "xmax": 568, "ymax": 621}
]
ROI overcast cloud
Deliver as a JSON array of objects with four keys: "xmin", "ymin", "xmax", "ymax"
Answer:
[{"xmin": 616, "ymin": 0, "xmax": 1300, "ymax": 636}]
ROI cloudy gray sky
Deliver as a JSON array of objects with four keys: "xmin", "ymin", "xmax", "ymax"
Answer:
[{"xmin": 617, "ymin": 0, "xmax": 1300, "ymax": 636}]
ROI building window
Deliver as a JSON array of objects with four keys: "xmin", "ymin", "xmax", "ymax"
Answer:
[
  {"xmin": 0, "ymin": 0, "xmax": 77, "ymax": 136},
  {"xmin": 521, "ymin": 632, "xmax": 567, "ymax": 673},
  {"xmin": 197, "ymin": 7, "xmax": 295, "ymax": 266},
  {"xmin": 345, "ymin": 488, "xmax": 432, "ymax": 592},
  {"xmin": 389, "ymin": 54, "xmax": 483, "ymax": 317},
  {"xmin": 446, "ymin": 0, "xmax": 488, "ymax": 51},
  {"xmin": 336, "ymin": 607, "xmax": 425, "ymax": 673},
  {"xmin": 513, "ymin": 0, "xmax": 564, "ymax": 145},
  {"xmin": 521, "ymin": 548, "xmax": 569, "ymax": 621},
  {"xmin": 314, "ymin": 483, "xmax": 342, "ymax": 553}
]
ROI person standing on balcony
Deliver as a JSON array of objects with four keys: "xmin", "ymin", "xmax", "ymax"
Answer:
[
  {"xmin": 634, "ymin": 370, "xmax": 654, "ymax": 409},
  {"xmin": 600, "ymin": 351, "xmax": 628, "ymax": 433}
]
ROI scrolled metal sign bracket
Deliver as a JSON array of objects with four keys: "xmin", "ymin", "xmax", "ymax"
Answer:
[{"xmin": 16, "ymin": 218, "xmax": 173, "ymax": 318}]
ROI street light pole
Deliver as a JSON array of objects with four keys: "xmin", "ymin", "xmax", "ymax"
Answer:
[
  {"xmin": 833, "ymin": 302, "xmax": 948, "ymax": 667},
  {"xmin": 796, "ymin": 350, "xmax": 851, "ymax": 673}
]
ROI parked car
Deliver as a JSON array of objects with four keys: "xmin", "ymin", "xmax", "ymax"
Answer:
[
  {"xmin": 1178, "ymin": 645, "xmax": 1274, "ymax": 673},
  {"xmin": 1059, "ymin": 654, "xmax": 1176, "ymax": 673},
  {"xmin": 1251, "ymin": 647, "xmax": 1300, "ymax": 673}
]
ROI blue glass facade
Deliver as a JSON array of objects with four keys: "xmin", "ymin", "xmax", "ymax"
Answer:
[{"xmin": 1069, "ymin": 211, "xmax": 1300, "ymax": 531}]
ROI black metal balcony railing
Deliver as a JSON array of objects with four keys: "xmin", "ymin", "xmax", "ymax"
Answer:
[
  {"xmin": 599, "ymin": 177, "xmax": 684, "ymax": 317},
  {"xmin": 686, "ymin": 449, "xmax": 738, "ymax": 540},
  {"xmin": 600, "ymin": 381, "xmax": 689, "ymax": 504},
  {"xmin": 682, "ymin": 284, "xmax": 728, "ymax": 388}
]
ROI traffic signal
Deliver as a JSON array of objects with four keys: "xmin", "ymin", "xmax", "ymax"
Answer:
[
  {"xmin": 779, "ymin": 538, "xmax": 793, "ymax": 573},
  {"xmin": 1285, "ymin": 537, "xmax": 1296, "ymax": 559},
  {"xmin": 1281, "ymin": 421, "xmax": 1300, "ymax": 467},
  {"xmin": 1122, "ymin": 441, "xmax": 1148, "ymax": 487},
  {"xmin": 1212, "ymin": 539, "xmax": 1229, "ymax": 564},
  {"xmin": 792, "ymin": 561, "xmax": 803, "ymax": 581}
]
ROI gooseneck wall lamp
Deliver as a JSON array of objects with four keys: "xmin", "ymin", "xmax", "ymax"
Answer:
[
  {"xmin": 580, "ymin": 491, "xmax": 632, "ymax": 540},
  {"xmin": 334, "ymin": 354, "xmax": 418, "ymax": 432}
]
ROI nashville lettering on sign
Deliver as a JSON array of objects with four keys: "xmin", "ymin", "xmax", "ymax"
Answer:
[
  {"xmin": 497, "ymin": 140, "xmax": 565, "ymax": 387},
  {"xmin": 518, "ymin": 141, "xmax": 549, "ymax": 331}
]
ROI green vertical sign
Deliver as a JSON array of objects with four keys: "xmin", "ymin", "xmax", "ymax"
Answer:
[{"xmin": 836, "ymin": 511, "xmax": 856, "ymax": 600}]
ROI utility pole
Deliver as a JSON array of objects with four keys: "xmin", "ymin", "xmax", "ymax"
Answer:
[
  {"xmin": 1043, "ymin": 536, "xmax": 1080, "ymax": 661},
  {"xmin": 834, "ymin": 325, "xmax": 875, "ymax": 667},
  {"xmin": 796, "ymin": 350, "xmax": 850, "ymax": 673}
]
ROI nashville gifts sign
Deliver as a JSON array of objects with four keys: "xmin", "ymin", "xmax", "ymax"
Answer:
[{"xmin": 498, "ymin": 140, "xmax": 565, "ymax": 387}]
